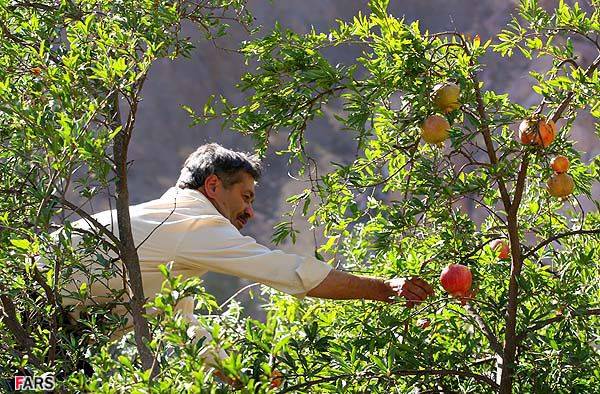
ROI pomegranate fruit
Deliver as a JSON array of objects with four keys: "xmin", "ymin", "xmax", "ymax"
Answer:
[
  {"xmin": 518, "ymin": 118, "xmax": 556, "ymax": 147},
  {"xmin": 433, "ymin": 82, "xmax": 460, "ymax": 113},
  {"xmin": 518, "ymin": 120, "xmax": 534, "ymax": 145},
  {"xmin": 550, "ymin": 155, "xmax": 569, "ymax": 174},
  {"xmin": 547, "ymin": 173, "xmax": 574, "ymax": 198},
  {"xmin": 440, "ymin": 264, "xmax": 472, "ymax": 298},
  {"xmin": 536, "ymin": 119, "xmax": 556, "ymax": 147},
  {"xmin": 421, "ymin": 115, "xmax": 450, "ymax": 144},
  {"xmin": 490, "ymin": 239, "xmax": 510, "ymax": 260},
  {"xmin": 270, "ymin": 370, "xmax": 283, "ymax": 388}
]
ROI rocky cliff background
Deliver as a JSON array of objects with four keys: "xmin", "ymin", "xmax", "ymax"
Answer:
[{"xmin": 117, "ymin": 1, "xmax": 598, "ymax": 311}]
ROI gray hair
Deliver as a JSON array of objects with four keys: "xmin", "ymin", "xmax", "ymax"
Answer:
[{"xmin": 176, "ymin": 143, "xmax": 262, "ymax": 189}]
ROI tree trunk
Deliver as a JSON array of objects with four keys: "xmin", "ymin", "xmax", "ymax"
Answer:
[
  {"xmin": 110, "ymin": 93, "xmax": 156, "ymax": 375},
  {"xmin": 498, "ymin": 155, "xmax": 529, "ymax": 393},
  {"xmin": 498, "ymin": 217, "xmax": 522, "ymax": 393}
]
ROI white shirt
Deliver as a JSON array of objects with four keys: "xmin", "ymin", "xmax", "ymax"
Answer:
[{"xmin": 58, "ymin": 187, "xmax": 332, "ymax": 363}]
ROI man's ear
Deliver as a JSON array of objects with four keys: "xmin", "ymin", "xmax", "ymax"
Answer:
[{"xmin": 203, "ymin": 174, "xmax": 221, "ymax": 198}]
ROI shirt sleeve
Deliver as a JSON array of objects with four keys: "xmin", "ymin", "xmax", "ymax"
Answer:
[{"xmin": 175, "ymin": 216, "xmax": 332, "ymax": 298}]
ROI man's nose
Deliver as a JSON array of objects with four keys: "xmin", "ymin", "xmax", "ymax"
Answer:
[{"xmin": 245, "ymin": 204, "xmax": 254, "ymax": 219}]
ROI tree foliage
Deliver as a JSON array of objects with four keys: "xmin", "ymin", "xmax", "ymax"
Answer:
[
  {"xmin": 1, "ymin": 0, "xmax": 599, "ymax": 393},
  {"xmin": 194, "ymin": 0, "xmax": 600, "ymax": 392},
  {"xmin": 1, "ymin": 0, "xmax": 253, "ymax": 391}
]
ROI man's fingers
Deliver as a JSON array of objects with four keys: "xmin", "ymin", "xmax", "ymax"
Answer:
[
  {"xmin": 403, "ymin": 284, "xmax": 428, "ymax": 301},
  {"xmin": 411, "ymin": 277, "xmax": 435, "ymax": 296},
  {"xmin": 399, "ymin": 288, "xmax": 423, "ymax": 303},
  {"xmin": 388, "ymin": 277, "xmax": 435, "ymax": 306}
]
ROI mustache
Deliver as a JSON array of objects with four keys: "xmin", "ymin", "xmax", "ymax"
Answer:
[{"xmin": 238, "ymin": 213, "xmax": 251, "ymax": 222}]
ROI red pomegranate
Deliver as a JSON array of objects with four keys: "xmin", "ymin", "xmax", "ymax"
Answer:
[
  {"xmin": 440, "ymin": 264, "xmax": 472, "ymax": 298},
  {"xmin": 490, "ymin": 239, "xmax": 510, "ymax": 260}
]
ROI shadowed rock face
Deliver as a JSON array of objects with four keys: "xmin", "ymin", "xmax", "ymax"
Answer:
[{"xmin": 124, "ymin": 1, "xmax": 598, "ymax": 305}]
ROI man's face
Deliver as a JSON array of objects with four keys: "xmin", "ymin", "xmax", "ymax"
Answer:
[{"xmin": 204, "ymin": 171, "xmax": 256, "ymax": 230}]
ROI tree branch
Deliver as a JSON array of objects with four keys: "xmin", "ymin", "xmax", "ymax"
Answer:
[
  {"xmin": 550, "ymin": 54, "xmax": 600, "ymax": 123},
  {"xmin": 31, "ymin": 264, "xmax": 60, "ymax": 364},
  {"xmin": 508, "ymin": 154, "xmax": 529, "ymax": 217},
  {"xmin": 0, "ymin": 287, "xmax": 43, "ymax": 368},
  {"xmin": 465, "ymin": 304, "xmax": 504, "ymax": 356},
  {"xmin": 280, "ymin": 368, "xmax": 499, "ymax": 393},
  {"xmin": 516, "ymin": 308, "xmax": 600, "ymax": 343},
  {"xmin": 110, "ymin": 91, "xmax": 156, "ymax": 375},
  {"xmin": 466, "ymin": 51, "xmax": 513, "ymax": 221},
  {"xmin": 57, "ymin": 197, "xmax": 121, "ymax": 254},
  {"xmin": 523, "ymin": 228, "xmax": 600, "ymax": 259}
]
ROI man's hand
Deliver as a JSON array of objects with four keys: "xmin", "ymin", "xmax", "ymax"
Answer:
[
  {"xmin": 386, "ymin": 277, "xmax": 435, "ymax": 307},
  {"xmin": 307, "ymin": 270, "xmax": 436, "ymax": 305}
]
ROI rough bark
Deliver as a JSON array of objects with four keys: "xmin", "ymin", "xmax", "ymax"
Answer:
[
  {"xmin": 110, "ymin": 92, "xmax": 156, "ymax": 375},
  {"xmin": 498, "ymin": 53, "xmax": 600, "ymax": 394}
]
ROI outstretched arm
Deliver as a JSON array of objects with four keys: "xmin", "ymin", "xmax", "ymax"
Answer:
[{"xmin": 306, "ymin": 269, "xmax": 434, "ymax": 306}]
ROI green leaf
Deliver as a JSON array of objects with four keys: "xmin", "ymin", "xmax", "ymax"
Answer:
[
  {"xmin": 117, "ymin": 355, "xmax": 132, "ymax": 369},
  {"xmin": 369, "ymin": 354, "xmax": 387, "ymax": 372},
  {"xmin": 369, "ymin": 0, "xmax": 390, "ymax": 19},
  {"xmin": 529, "ymin": 200, "xmax": 539, "ymax": 214},
  {"xmin": 10, "ymin": 239, "xmax": 30, "ymax": 250},
  {"xmin": 158, "ymin": 264, "xmax": 169, "ymax": 278},
  {"xmin": 79, "ymin": 282, "xmax": 88, "ymax": 297}
]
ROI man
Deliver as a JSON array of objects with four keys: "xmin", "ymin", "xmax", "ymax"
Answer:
[{"xmin": 59, "ymin": 143, "xmax": 434, "ymax": 383}]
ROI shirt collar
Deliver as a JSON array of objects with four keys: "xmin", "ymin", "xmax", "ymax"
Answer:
[
  {"xmin": 160, "ymin": 187, "xmax": 221, "ymax": 214},
  {"xmin": 161, "ymin": 186, "xmax": 204, "ymax": 200}
]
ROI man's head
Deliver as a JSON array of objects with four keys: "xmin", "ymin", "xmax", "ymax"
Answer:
[{"xmin": 176, "ymin": 143, "xmax": 262, "ymax": 230}]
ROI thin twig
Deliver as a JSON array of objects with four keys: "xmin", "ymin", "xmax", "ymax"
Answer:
[
  {"xmin": 465, "ymin": 304, "xmax": 503, "ymax": 356},
  {"xmin": 58, "ymin": 197, "xmax": 121, "ymax": 253},
  {"xmin": 279, "ymin": 368, "xmax": 499, "ymax": 393},
  {"xmin": 219, "ymin": 283, "xmax": 261, "ymax": 310},
  {"xmin": 516, "ymin": 308, "xmax": 600, "ymax": 343},
  {"xmin": 522, "ymin": 228, "xmax": 600, "ymax": 259}
]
